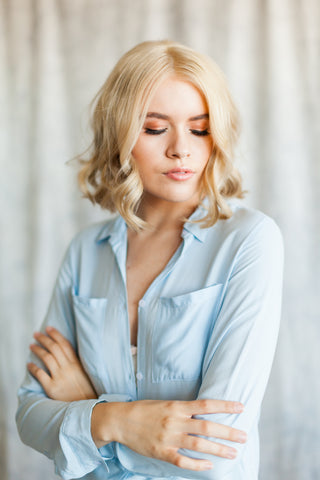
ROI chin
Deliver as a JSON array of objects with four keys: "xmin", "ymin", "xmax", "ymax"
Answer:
[
  {"xmin": 166, "ymin": 187, "xmax": 201, "ymax": 203},
  {"xmin": 155, "ymin": 191, "xmax": 200, "ymax": 205},
  {"xmin": 166, "ymin": 194, "xmax": 198, "ymax": 203},
  {"xmin": 143, "ymin": 182, "xmax": 202, "ymax": 205}
]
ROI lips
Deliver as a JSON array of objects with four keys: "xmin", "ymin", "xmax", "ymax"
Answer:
[{"xmin": 164, "ymin": 167, "xmax": 195, "ymax": 181}]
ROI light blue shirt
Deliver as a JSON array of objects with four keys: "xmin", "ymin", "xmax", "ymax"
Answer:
[{"xmin": 16, "ymin": 200, "xmax": 284, "ymax": 480}]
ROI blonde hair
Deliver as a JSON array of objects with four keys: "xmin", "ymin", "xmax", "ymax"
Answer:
[{"xmin": 78, "ymin": 40, "xmax": 244, "ymax": 231}]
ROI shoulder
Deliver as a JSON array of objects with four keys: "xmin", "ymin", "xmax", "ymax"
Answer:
[
  {"xmin": 198, "ymin": 200, "xmax": 284, "ymax": 269},
  {"xmin": 219, "ymin": 200, "xmax": 284, "ymax": 270},
  {"xmin": 68, "ymin": 215, "xmax": 121, "ymax": 249},
  {"xmin": 216, "ymin": 199, "xmax": 283, "ymax": 247},
  {"xmin": 61, "ymin": 215, "xmax": 123, "ymax": 268},
  {"xmin": 57, "ymin": 215, "xmax": 124, "ymax": 277}
]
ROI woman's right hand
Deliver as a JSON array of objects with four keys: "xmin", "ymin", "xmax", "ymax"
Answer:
[
  {"xmin": 28, "ymin": 326, "xmax": 98, "ymax": 401},
  {"xmin": 91, "ymin": 398, "xmax": 247, "ymax": 471}
]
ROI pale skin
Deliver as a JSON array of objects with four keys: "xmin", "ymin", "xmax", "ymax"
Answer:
[{"xmin": 28, "ymin": 76, "xmax": 248, "ymax": 472}]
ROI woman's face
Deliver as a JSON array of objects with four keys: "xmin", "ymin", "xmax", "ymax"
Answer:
[{"xmin": 131, "ymin": 75, "xmax": 213, "ymax": 209}]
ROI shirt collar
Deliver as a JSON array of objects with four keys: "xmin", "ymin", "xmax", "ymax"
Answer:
[
  {"xmin": 182, "ymin": 202, "xmax": 209, "ymax": 243},
  {"xmin": 95, "ymin": 200, "xmax": 211, "ymax": 245},
  {"xmin": 95, "ymin": 215, "xmax": 126, "ymax": 244}
]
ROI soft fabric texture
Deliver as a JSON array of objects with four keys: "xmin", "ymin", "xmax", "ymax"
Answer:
[{"xmin": 16, "ymin": 201, "xmax": 283, "ymax": 479}]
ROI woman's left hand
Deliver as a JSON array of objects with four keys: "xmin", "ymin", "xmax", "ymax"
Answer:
[{"xmin": 28, "ymin": 326, "xmax": 98, "ymax": 401}]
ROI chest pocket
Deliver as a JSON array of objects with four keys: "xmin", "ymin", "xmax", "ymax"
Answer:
[
  {"xmin": 72, "ymin": 291, "xmax": 108, "ymax": 394},
  {"xmin": 151, "ymin": 283, "xmax": 224, "ymax": 382}
]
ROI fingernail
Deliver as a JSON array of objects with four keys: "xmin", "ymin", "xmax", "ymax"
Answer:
[
  {"xmin": 226, "ymin": 449, "xmax": 237, "ymax": 459},
  {"xmin": 204, "ymin": 462, "xmax": 213, "ymax": 470},
  {"xmin": 237, "ymin": 432, "xmax": 247, "ymax": 443},
  {"xmin": 46, "ymin": 326, "xmax": 54, "ymax": 331},
  {"xmin": 234, "ymin": 403, "xmax": 244, "ymax": 413}
]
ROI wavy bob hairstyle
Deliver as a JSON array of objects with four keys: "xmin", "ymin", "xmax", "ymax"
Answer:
[{"xmin": 78, "ymin": 40, "xmax": 244, "ymax": 231}]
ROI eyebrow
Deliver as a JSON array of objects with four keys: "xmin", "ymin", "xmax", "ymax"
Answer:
[{"xmin": 146, "ymin": 112, "xmax": 209, "ymax": 121}]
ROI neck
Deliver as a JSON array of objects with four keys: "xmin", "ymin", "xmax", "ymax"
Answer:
[{"xmin": 136, "ymin": 195, "xmax": 200, "ymax": 233}]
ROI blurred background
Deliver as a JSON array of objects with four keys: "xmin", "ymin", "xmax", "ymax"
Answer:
[{"xmin": 1, "ymin": 0, "xmax": 319, "ymax": 479}]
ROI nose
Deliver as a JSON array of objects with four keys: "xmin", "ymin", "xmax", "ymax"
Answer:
[{"xmin": 166, "ymin": 130, "xmax": 190, "ymax": 160}]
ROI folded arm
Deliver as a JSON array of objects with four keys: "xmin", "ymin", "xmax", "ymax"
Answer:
[
  {"xmin": 17, "ymin": 216, "xmax": 283, "ymax": 479},
  {"xmin": 113, "ymin": 216, "xmax": 284, "ymax": 479},
  {"xmin": 17, "ymin": 242, "xmax": 249, "ymax": 479},
  {"xmin": 16, "ymin": 246, "xmax": 129, "ymax": 479}
]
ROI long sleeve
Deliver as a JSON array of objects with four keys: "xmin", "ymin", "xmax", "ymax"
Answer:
[
  {"xmin": 16, "ymin": 210, "xmax": 284, "ymax": 480},
  {"xmin": 115, "ymin": 216, "xmax": 284, "ymax": 479},
  {"xmin": 15, "ymin": 243, "xmax": 130, "ymax": 479}
]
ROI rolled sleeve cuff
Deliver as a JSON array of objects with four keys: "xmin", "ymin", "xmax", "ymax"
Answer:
[
  {"xmin": 57, "ymin": 399, "xmax": 110, "ymax": 479},
  {"xmin": 56, "ymin": 395, "xmax": 133, "ymax": 479}
]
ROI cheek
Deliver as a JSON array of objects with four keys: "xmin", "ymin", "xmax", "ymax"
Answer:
[
  {"xmin": 192, "ymin": 135, "xmax": 212, "ymax": 156},
  {"xmin": 131, "ymin": 146, "xmax": 153, "ymax": 179},
  {"xmin": 198, "ymin": 143, "xmax": 212, "ymax": 167},
  {"xmin": 131, "ymin": 142, "xmax": 143, "ymax": 161},
  {"xmin": 132, "ymin": 138, "xmax": 156, "ymax": 163}
]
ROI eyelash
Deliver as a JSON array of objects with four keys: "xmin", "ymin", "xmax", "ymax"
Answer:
[{"xmin": 144, "ymin": 128, "xmax": 210, "ymax": 136}]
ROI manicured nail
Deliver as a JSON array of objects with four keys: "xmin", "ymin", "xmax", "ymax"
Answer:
[
  {"xmin": 226, "ymin": 449, "xmax": 237, "ymax": 459},
  {"xmin": 204, "ymin": 462, "xmax": 213, "ymax": 470},
  {"xmin": 236, "ymin": 432, "xmax": 247, "ymax": 443},
  {"xmin": 234, "ymin": 403, "xmax": 244, "ymax": 413}
]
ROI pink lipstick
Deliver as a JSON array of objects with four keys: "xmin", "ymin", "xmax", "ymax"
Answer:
[{"xmin": 165, "ymin": 167, "xmax": 194, "ymax": 181}]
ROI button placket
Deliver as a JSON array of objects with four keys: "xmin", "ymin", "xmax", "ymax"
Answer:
[
  {"xmin": 135, "ymin": 300, "xmax": 144, "ymax": 394},
  {"xmin": 135, "ymin": 241, "xmax": 187, "ymax": 395}
]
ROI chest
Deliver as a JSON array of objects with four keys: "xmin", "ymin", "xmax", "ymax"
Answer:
[
  {"xmin": 72, "ymin": 224, "xmax": 230, "ymax": 398},
  {"xmin": 126, "ymin": 233, "xmax": 182, "ymax": 345},
  {"xmin": 72, "ymin": 268, "xmax": 224, "ymax": 398}
]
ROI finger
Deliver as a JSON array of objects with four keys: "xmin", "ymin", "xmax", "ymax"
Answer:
[
  {"xmin": 27, "ymin": 362, "xmax": 52, "ymax": 392},
  {"xmin": 165, "ymin": 449, "xmax": 213, "ymax": 471},
  {"xmin": 184, "ymin": 399, "xmax": 244, "ymax": 416},
  {"xmin": 181, "ymin": 433, "xmax": 238, "ymax": 459},
  {"xmin": 45, "ymin": 326, "xmax": 78, "ymax": 362},
  {"xmin": 30, "ymin": 343, "xmax": 59, "ymax": 375},
  {"xmin": 33, "ymin": 331, "xmax": 66, "ymax": 367},
  {"xmin": 186, "ymin": 418, "xmax": 247, "ymax": 444}
]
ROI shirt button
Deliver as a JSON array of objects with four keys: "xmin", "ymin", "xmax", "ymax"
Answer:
[
  {"xmin": 138, "ymin": 299, "xmax": 146, "ymax": 308},
  {"xmin": 136, "ymin": 372, "xmax": 143, "ymax": 381}
]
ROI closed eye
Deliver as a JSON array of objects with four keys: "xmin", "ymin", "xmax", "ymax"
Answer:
[
  {"xmin": 144, "ymin": 128, "xmax": 167, "ymax": 135},
  {"xmin": 144, "ymin": 128, "xmax": 210, "ymax": 136},
  {"xmin": 190, "ymin": 129, "xmax": 210, "ymax": 136}
]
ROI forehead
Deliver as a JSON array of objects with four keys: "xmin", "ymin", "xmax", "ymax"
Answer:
[{"xmin": 146, "ymin": 75, "xmax": 208, "ymax": 118}]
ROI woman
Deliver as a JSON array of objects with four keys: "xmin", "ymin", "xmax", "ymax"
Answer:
[{"xmin": 16, "ymin": 40, "xmax": 284, "ymax": 480}]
